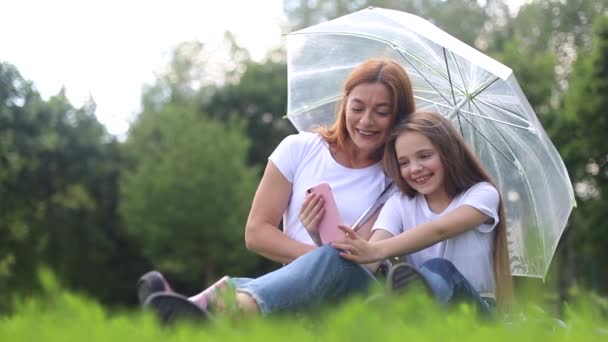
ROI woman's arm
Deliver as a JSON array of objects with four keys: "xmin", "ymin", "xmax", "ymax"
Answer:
[
  {"xmin": 245, "ymin": 161, "xmax": 316, "ymax": 264},
  {"xmin": 333, "ymin": 205, "xmax": 491, "ymax": 264}
]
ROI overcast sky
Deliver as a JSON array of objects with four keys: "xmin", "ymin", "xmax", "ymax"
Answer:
[{"xmin": 0, "ymin": 0, "xmax": 285, "ymax": 136}]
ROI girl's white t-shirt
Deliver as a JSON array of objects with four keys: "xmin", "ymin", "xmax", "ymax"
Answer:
[
  {"xmin": 373, "ymin": 182, "xmax": 499, "ymax": 295},
  {"xmin": 269, "ymin": 132, "xmax": 390, "ymax": 245}
]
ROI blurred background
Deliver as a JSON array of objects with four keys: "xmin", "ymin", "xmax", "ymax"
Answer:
[{"xmin": 1, "ymin": 0, "xmax": 607, "ymax": 314}]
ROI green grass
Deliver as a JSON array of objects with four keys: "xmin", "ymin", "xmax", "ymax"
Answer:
[{"xmin": 1, "ymin": 271, "xmax": 607, "ymax": 341}]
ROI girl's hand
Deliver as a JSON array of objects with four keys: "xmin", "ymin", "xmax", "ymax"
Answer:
[
  {"xmin": 332, "ymin": 225, "xmax": 383, "ymax": 264},
  {"xmin": 299, "ymin": 191, "xmax": 325, "ymax": 246}
]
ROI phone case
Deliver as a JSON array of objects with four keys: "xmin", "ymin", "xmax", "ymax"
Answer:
[{"xmin": 307, "ymin": 182, "xmax": 344, "ymax": 245}]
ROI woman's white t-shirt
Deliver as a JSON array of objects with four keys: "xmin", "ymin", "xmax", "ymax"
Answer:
[
  {"xmin": 269, "ymin": 132, "xmax": 390, "ymax": 245},
  {"xmin": 372, "ymin": 182, "xmax": 499, "ymax": 295}
]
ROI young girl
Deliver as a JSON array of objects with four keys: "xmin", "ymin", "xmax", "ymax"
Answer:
[{"xmin": 333, "ymin": 110, "xmax": 513, "ymax": 312}]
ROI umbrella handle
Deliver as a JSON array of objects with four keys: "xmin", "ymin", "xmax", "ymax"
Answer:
[{"xmin": 351, "ymin": 183, "xmax": 396, "ymax": 232}]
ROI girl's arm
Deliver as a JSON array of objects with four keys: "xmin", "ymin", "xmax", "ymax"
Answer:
[
  {"xmin": 361, "ymin": 228, "xmax": 394, "ymax": 273},
  {"xmin": 245, "ymin": 161, "xmax": 316, "ymax": 264},
  {"xmin": 333, "ymin": 205, "xmax": 491, "ymax": 264}
]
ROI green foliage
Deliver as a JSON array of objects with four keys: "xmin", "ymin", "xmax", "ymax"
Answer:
[
  {"xmin": 0, "ymin": 63, "xmax": 148, "ymax": 310},
  {"xmin": 120, "ymin": 101, "xmax": 259, "ymax": 286},
  {"xmin": 492, "ymin": 38, "xmax": 556, "ymax": 115},
  {"xmin": 1, "ymin": 275, "xmax": 607, "ymax": 341},
  {"xmin": 284, "ymin": 0, "xmax": 492, "ymax": 46},
  {"xmin": 551, "ymin": 15, "xmax": 608, "ymax": 293},
  {"xmin": 203, "ymin": 59, "xmax": 296, "ymax": 167}
]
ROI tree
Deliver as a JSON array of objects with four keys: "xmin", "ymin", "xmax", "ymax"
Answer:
[
  {"xmin": 284, "ymin": 0, "xmax": 492, "ymax": 47},
  {"xmin": 554, "ymin": 15, "xmax": 608, "ymax": 294},
  {"xmin": 0, "ymin": 63, "xmax": 147, "ymax": 310},
  {"xmin": 120, "ymin": 100, "xmax": 259, "ymax": 288},
  {"xmin": 203, "ymin": 58, "xmax": 295, "ymax": 168}
]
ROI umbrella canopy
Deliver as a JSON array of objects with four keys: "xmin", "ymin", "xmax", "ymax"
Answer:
[{"xmin": 285, "ymin": 7, "xmax": 575, "ymax": 278}]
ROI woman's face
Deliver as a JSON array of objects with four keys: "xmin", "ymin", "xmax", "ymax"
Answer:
[
  {"xmin": 394, "ymin": 131, "xmax": 447, "ymax": 202},
  {"xmin": 344, "ymin": 82, "xmax": 393, "ymax": 155}
]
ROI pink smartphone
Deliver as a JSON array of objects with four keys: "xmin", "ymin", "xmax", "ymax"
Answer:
[{"xmin": 307, "ymin": 182, "xmax": 344, "ymax": 245}]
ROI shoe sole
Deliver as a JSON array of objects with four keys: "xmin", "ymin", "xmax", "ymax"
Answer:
[
  {"xmin": 144, "ymin": 293, "xmax": 208, "ymax": 325},
  {"xmin": 388, "ymin": 263, "xmax": 431, "ymax": 295},
  {"xmin": 137, "ymin": 271, "xmax": 167, "ymax": 306}
]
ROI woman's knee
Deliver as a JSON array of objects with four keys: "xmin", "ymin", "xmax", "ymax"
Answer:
[
  {"xmin": 308, "ymin": 244, "xmax": 347, "ymax": 269},
  {"xmin": 304, "ymin": 244, "xmax": 341, "ymax": 261},
  {"xmin": 286, "ymin": 244, "xmax": 345, "ymax": 276}
]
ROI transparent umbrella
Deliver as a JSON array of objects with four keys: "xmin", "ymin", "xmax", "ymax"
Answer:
[{"xmin": 285, "ymin": 7, "xmax": 575, "ymax": 278}]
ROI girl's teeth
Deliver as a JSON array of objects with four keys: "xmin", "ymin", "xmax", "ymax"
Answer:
[
  {"xmin": 358, "ymin": 129, "xmax": 374, "ymax": 136},
  {"xmin": 416, "ymin": 175, "xmax": 430, "ymax": 183}
]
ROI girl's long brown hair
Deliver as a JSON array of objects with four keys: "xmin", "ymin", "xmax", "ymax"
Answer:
[
  {"xmin": 316, "ymin": 59, "xmax": 415, "ymax": 161},
  {"xmin": 384, "ymin": 111, "xmax": 513, "ymax": 310}
]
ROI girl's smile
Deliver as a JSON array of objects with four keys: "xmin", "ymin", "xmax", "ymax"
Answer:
[{"xmin": 395, "ymin": 131, "xmax": 450, "ymax": 209}]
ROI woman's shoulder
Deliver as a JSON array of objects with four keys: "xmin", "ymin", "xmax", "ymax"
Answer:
[
  {"xmin": 271, "ymin": 132, "xmax": 326, "ymax": 163},
  {"xmin": 280, "ymin": 131, "xmax": 324, "ymax": 147}
]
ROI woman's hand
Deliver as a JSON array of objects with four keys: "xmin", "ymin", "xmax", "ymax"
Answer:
[
  {"xmin": 331, "ymin": 225, "xmax": 383, "ymax": 264},
  {"xmin": 299, "ymin": 192, "xmax": 325, "ymax": 246}
]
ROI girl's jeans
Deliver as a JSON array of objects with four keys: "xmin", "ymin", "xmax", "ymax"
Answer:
[{"xmin": 418, "ymin": 258, "xmax": 495, "ymax": 315}]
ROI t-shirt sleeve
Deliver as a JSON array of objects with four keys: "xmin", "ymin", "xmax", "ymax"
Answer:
[
  {"xmin": 371, "ymin": 192, "xmax": 404, "ymax": 236},
  {"xmin": 460, "ymin": 182, "xmax": 500, "ymax": 233},
  {"xmin": 268, "ymin": 133, "xmax": 309, "ymax": 183}
]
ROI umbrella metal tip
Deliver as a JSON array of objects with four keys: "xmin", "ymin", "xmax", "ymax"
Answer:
[{"xmin": 368, "ymin": 6, "xmax": 375, "ymax": 10}]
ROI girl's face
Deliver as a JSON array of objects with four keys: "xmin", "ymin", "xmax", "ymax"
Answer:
[
  {"xmin": 345, "ymin": 82, "xmax": 393, "ymax": 156},
  {"xmin": 395, "ymin": 131, "xmax": 448, "ymax": 202}
]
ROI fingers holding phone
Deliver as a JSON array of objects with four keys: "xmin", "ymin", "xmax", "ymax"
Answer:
[
  {"xmin": 304, "ymin": 183, "xmax": 344, "ymax": 245},
  {"xmin": 299, "ymin": 191, "xmax": 325, "ymax": 246}
]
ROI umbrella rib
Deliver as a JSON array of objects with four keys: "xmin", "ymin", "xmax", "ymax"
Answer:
[
  {"xmin": 468, "ymin": 76, "xmax": 500, "ymax": 99},
  {"xmin": 468, "ymin": 100, "xmax": 546, "ymax": 270},
  {"xmin": 396, "ymin": 47, "xmax": 463, "ymax": 93},
  {"xmin": 443, "ymin": 48, "xmax": 465, "ymax": 136},
  {"xmin": 417, "ymin": 95, "xmax": 535, "ymax": 131},
  {"xmin": 445, "ymin": 74, "xmax": 534, "ymax": 131},
  {"xmin": 289, "ymin": 31, "xmax": 456, "ymax": 85},
  {"xmin": 455, "ymin": 103, "xmax": 536, "ymax": 131},
  {"xmin": 291, "ymin": 31, "xmax": 473, "ymax": 99},
  {"xmin": 476, "ymin": 99, "xmax": 575, "ymax": 210},
  {"xmin": 449, "ymin": 49, "xmax": 470, "ymax": 93},
  {"xmin": 394, "ymin": 47, "xmax": 455, "ymax": 107},
  {"xmin": 457, "ymin": 112, "xmax": 519, "ymax": 170},
  {"xmin": 475, "ymin": 98, "xmax": 533, "ymax": 127},
  {"xmin": 286, "ymin": 94, "xmax": 341, "ymax": 117},
  {"xmin": 443, "ymin": 48, "xmax": 458, "ymax": 107}
]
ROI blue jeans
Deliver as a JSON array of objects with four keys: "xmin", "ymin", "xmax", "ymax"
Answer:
[
  {"xmin": 234, "ymin": 245, "xmax": 377, "ymax": 315},
  {"xmin": 418, "ymin": 258, "xmax": 495, "ymax": 315}
]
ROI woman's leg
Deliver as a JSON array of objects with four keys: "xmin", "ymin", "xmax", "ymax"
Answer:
[
  {"xmin": 145, "ymin": 246, "xmax": 376, "ymax": 319},
  {"xmin": 236, "ymin": 244, "xmax": 377, "ymax": 316},
  {"xmin": 418, "ymin": 258, "xmax": 492, "ymax": 315},
  {"xmin": 189, "ymin": 277, "xmax": 254, "ymax": 309}
]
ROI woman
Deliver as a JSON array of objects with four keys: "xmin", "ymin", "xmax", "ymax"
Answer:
[{"xmin": 138, "ymin": 58, "xmax": 416, "ymax": 322}]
